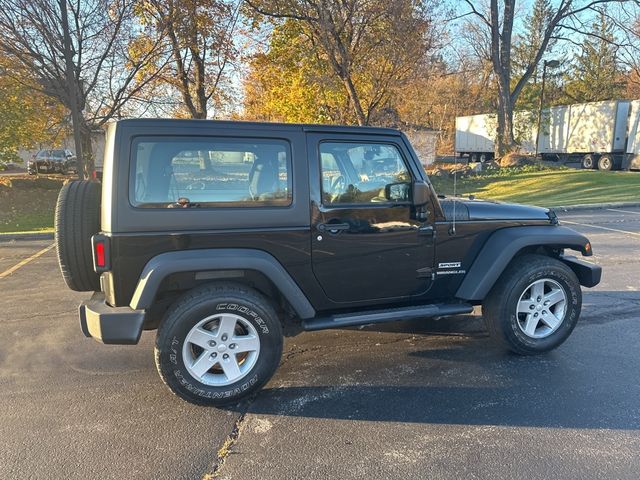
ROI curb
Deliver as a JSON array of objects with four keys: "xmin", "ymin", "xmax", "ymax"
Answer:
[
  {"xmin": 549, "ymin": 202, "xmax": 640, "ymax": 212},
  {"xmin": 0, "ymin": 232, "xmax": 54, "ymax": 242}
]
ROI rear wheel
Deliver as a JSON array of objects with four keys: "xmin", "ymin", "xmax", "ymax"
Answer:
[
  {"xmin": 598, "ymin": 154, "xmax": 614, "ymax": 171},
  {"xmin": 155, "ymin": 283, "xmax": 283, "ymax": 406},
  {"xmin": 582, "ymin": 154, "xmax": 596, "ymax": 169},
  {"xmin": 482, "ymin": 254, "xmax": 582, "ymax": 355}
]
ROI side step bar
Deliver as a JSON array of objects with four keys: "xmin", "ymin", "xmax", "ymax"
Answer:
[{"xmin": 302, "ymin": 302, "xmax": 474, "ymax": 332}]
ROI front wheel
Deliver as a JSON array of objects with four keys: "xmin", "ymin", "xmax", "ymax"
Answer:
[
  {"xmin": 482, "ymin": 254, "xmax": 582, "ymax": 355},
  {"xmin": 155, "ymin": 283, "xmax": 283, "ymax": 406}
]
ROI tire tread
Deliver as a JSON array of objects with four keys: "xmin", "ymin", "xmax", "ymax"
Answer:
[
  {"xmin": 483, "ymin": 253, "xmax": 581, "ymax": 355},
  {"xmin": 54, "ymin": 180, "xmax": 101, "ymax": 292},
  {"xmin": 154, "ymin": 282, "xmax": 283, "ymax": 406}
]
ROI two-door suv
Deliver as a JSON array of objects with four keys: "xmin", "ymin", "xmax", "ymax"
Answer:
[{"xmin": 55, "ymin": 119, "xmax": 601, "ymax": 406}]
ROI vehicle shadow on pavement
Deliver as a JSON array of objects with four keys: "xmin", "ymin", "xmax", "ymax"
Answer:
[
  {"xmin": 235, "ymin": 379, "xmax": 640, "ymax": 430},
  {"xmin": 223, "ymin": 299, "xmax": 640, "ymax": 431},
  {"xmin": 579, "ymin": 290, "xmax": 640, "ymax": 324}
]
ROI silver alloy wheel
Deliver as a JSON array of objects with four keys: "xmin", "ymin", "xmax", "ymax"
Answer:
[
  {"xmin": 516, "ymin": 278, "xmax": 567, "ymax": 339},
  {"xmin": 182, "ymin": 313, "xmax": 260, "ymax": 386}
]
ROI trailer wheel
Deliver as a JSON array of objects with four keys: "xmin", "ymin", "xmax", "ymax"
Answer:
[
  {"xmin": 479, "ymin": 153, "xmax": 489, "ymax": 163},
  {"xmin": 597, "ymin": 155, "xmax": 613, "ymax": 171},
  {"xmin": 582, "ymin": 154, "xmax": 596, "ymax": 169},
  {"xmin": 469, "ymin": 153, "xmax": 478, "ymax": 163}
]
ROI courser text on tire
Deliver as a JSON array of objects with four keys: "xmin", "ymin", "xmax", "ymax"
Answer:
[{"xmin": 155, "ymin": 282, "xmax": 283, "ymax": 406}]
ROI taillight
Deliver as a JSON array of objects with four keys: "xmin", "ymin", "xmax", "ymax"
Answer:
[
  {"xmin": 95, "ymin": 242, "xmax": 105, "ymax": 267},
  {"xmin": 91, "ymin": 235, "xmax": 110, "ymax": 272}
]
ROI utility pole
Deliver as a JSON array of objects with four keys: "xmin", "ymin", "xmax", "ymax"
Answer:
[
  {"xmin": 535, "ymin": 59, "xmax": 560, "ymax": 158},
  {"xmin": 60, "ymin": 0, "xmax": 84, "ymax": 179}
]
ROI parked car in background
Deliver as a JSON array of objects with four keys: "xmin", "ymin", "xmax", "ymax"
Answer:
[
  {"xmin": 28, "ymin": 149, "xmax": 77, "ymax": 175},
  {"xmin": 0, "ymin": 160, "xmax": 18, "ymax": 171}
]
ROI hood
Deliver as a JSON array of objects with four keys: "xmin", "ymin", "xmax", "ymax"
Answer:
[{"xmin": 440, "ymin": 197, "xmax": 553, "ymax": 222}]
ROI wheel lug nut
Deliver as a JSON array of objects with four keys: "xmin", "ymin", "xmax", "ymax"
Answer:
[
  {"xmin": 542, "ymin": 310, "xmax": 547, "ymax": 315},
  {"xmin": 221, "ymin": 334, "xmax": 228, "ymax": 341},
  {"xmin": 223, "ymin": 354, "xmax": 229, "ymax": 359},
  {"xmin": 529, "ymin": 305, "xmax": 535, "ymax": 310},
  {"xmin": 210, "ymin": 353, "xmax": 217, "ymax": 358},
  {"xmin": 534, "ymin": 313, "xmax": 538, "ymax": 317},
  {"xmin": 229, "ymin": 343, "xmax": 236, "ymax": 349},
  {"xmin": 208, "ymin": 340, "xmax": 216, "ymax": 347}
]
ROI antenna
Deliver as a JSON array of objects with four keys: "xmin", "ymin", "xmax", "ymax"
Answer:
[{"xmin": 450, "ymin": 153, "xmax": 457, "ymax": 235}]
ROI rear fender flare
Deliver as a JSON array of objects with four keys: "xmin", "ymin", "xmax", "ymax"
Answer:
[
  {"xmin": 455, "ymin": 226, "xmax": 591, "ymax": 301},
  {"xmin": 129, "ymin": 249, "xmax": 316, "ymax": 319}
]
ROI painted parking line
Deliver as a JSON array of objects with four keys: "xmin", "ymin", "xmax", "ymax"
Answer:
[
  {"xmin": 562, "ymin": 220, "xmax": 640, "ymax": 238},
  {"xmin": 0, "ymin": 243, "xmax": 55, "ymax": 279},
  {"xmin": 607, "ymin": 208, "xmax": 640, "ymax": 216}
]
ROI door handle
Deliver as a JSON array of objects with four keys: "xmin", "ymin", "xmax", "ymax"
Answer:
[
  {"xmin": 318, "ymin": 223, "xmax": 350, "ymax": 233},
  {"xmin": 418, "ymin": 225, "xmax": 435, "ymax": 236}
]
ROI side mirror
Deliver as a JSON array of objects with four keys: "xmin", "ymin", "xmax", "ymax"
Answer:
[
  {"xmin": 385, "ymin": 182, "xmax": 410, "ymax": 202},
  {"xmin": 412, "ymin": 181, "xmax": 431, "ymax": 206}
]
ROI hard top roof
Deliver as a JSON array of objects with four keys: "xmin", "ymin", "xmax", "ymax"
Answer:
[{"xmin": 113, "ymin": 118, "xmax": 402, "ymax": 136}]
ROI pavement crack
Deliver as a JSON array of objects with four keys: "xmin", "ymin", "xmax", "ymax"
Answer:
[
  {"xmin": 1, "ymin": 309, "xmax": 76, "ymax": 323},
  {"xmin": 280, "ymin": 345, "xmax": 325, "ymax": 366},
  {"xmin": 204, "ymin": 411, "xmax": 248, "ymax": 479}
]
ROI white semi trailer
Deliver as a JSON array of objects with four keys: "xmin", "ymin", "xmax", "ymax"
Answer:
[{"xmin": 455, "ymin": 99, "xmax": 640, "ymax": 171}]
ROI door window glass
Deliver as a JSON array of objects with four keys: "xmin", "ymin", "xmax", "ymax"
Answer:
[{"xmin": 319, "ymin": 142, "xmax": 411, "ymax": 204}]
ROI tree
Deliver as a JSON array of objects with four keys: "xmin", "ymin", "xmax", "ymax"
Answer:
[
  {"xmin": 245, "ymin": 0, "xmax": 437, "ymax": 126},
  {"xmin": 0, "ymin": 60, "xmax": 67, "ymax": 162},
  {"xmin": 564, "ymin": 11, "xmax": 625, "ymax": 102},
  {"xmin": 0, "ymin": 0, "xmax": 164, "ymax": 177},
  {"xmin": 244, "ymin": 20, "xmax": 354, "ymax": 124},
  {"xmin": 511, "ymin": 0, "xmax": 562, "ymax": 111},
  {"xmin": 136, "ymin": 0, "xmax": 239, "ymax": 119},
  {"xmin": 462, "ymin": 0, "xmax": 630, "ymax": 157}
]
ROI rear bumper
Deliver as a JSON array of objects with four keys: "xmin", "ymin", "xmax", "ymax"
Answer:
[
  {"xmin": 561, "ymin": 255, "xmax": 602, "ymax": 288},
  {"xmin": 79, "ymin": 292, "xmax": 145, "ymax": 344}
]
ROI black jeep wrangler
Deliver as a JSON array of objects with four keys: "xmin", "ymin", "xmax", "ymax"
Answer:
[{"xmin": 54, "ymin": 119, "xmax": 601, "ymax": 406}]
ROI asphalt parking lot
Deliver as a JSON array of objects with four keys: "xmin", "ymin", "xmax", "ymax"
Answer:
[{"xmin": 1, "ymin": 207, "xmax": 639, "ymax": 479}]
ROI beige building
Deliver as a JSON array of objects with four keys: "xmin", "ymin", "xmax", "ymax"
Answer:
[{"xmin": 404, "ymin": 128, "xmax": 438, "ymax": 167}]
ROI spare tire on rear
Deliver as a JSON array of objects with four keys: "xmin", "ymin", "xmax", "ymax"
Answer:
[{"xmin": 55, "ymin": 180, "xmax": 101, "ymax": 292}]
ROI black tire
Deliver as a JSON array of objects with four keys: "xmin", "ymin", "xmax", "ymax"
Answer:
[
  {"xmin": 54, "ymin": 180, "xmax": 101, "ymax": 292},
  {"xmin": 155, "ymin": 283, "xmax": 283, "ymax": 406},
  {"xmin": 598, "ymin": 155, "xmax": 613, "ymax": 171},
  {"xmin": 582, "ymin": 154, "xmax": 596, "ymax": 169},
  {"xmin": 469, "ymin": 153, "xmax": 479, "ymax": 163},
  {"xmin": 482, "ymin": 254, "xmax": 582, "ymax": 355},
  {"xmin": 479, "ymin": 153, "xmax": 488, "ymax": 163}
]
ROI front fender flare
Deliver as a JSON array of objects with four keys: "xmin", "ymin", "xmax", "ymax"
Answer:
[
  {"xmin": 455, "ymin": 225, "xmax": 591, "ymax": 301},
  {"xmin": 129, "ymin": 249, "xmax": 316, "ymax": 319}
]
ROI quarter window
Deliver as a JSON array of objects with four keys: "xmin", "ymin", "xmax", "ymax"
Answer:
[
  {"xmin": 319, "ymin": 142, "xmax": 411, "ymax": 205},
  {"xmin": 131, "ymin": 137, "xmax": 292, "ymax": 208}
]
